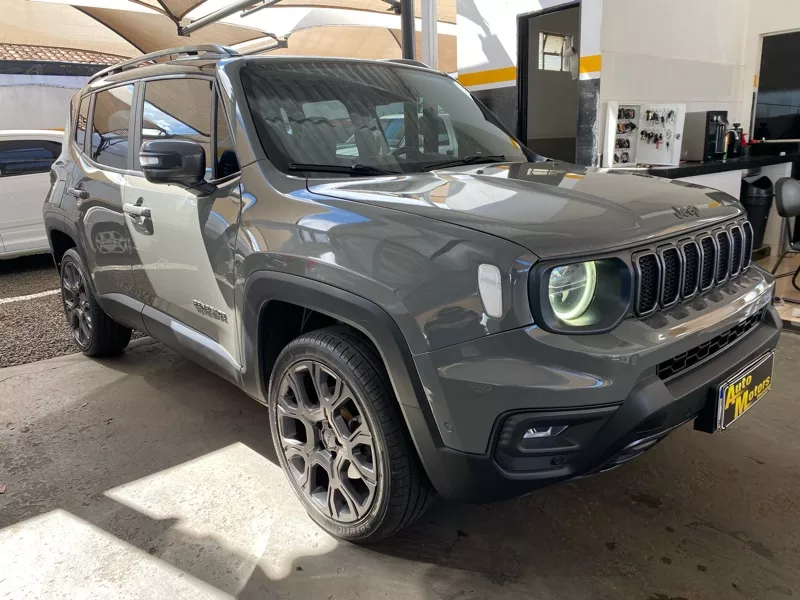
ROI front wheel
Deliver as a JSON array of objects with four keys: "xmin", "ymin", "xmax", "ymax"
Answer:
[
  {"xmin": 268, "ymin": 326, "xmax": 435, "ymax": 543},
  {"xmin": 60, "ymin": 248, "xmax": 131, "ymax": 357}
]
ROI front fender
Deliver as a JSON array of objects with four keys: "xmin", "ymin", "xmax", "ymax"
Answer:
[{"xmin": 240, "ymin": 270, "xmax": 427, "ymax": 411}]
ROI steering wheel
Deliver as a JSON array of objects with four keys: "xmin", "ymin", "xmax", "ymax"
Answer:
[{"xmin": 391, "ymin": 146, "xmax": 423, "ymax": 160}]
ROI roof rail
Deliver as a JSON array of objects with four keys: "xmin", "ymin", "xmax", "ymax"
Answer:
[{"xmin": 89, "ymin": 45, "xmax": 240, "ymax": 83}]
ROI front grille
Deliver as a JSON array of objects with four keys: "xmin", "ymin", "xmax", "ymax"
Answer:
[
  {"xmin": 635, "ymin": 253, "xmax": 660, "ymax": 315},
  {"xmin": 660, "ymin": 247, "xmax": 681, "ymax": 306},
  {"xmin": 741, "ymin": 220, "xmax": 754, "ymax": 269},
  {"xmin": 681, "ymin": 241, "xmax": 700, "ymax": 298},
  {"xmin": 699, "ymin": 235, "xmax": 716, "ymax": 290},
  {"xmin": 716, "ymin": 230, "xmax": 731, "ymax": 283},
  {"xmin": 730, "ymin": 225, "xmax": 743, "ymax": 277},
  {"xmin": 632, "ymin": 220, "xmax": 753, "ymax": 317},
  {"xmin": 656, "ymin": 308, "xmax": 765, "ymax": 380}
]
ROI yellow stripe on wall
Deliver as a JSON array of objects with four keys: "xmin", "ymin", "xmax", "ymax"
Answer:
[
  {"xmin": 459, "ymin": 55, "xmax": 602, "ymax": 88},
  {"xmin": 458, "ymin": 66, "xmax": 517, "ymax": 88},
  {"xmin": 754, "ymin": 74, "xmax": 759, "ymax": 88},
  {"xmin": 579, "ymin": 54, "xmax": 602, "ymax": 74}
]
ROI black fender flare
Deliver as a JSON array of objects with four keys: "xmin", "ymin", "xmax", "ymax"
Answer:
[
  {"xmin": 43, "ymin": 211, "xmax": 88, "ymax": 268},
  {"xmin": 239, "ymin": 270, "xmax": 451, "ymax": 475}
]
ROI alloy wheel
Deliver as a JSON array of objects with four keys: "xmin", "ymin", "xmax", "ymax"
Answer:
[
  {"xmin": 277, "ymin": 360, "xmax": 378, "ymax": 523},
  {"xmin": 62, "ymin": 261, "xmax": 92, "ymax": 347}
]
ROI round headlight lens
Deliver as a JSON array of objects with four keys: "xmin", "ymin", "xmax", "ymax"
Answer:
[{"xmin": 548, "ymin": 261, "xmax": 597, "ymax": 321}]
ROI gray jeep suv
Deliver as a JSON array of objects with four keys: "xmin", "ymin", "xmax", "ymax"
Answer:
[{"xmin": 44, "ymin": 45, "xmax": 781, "ymax": 542}]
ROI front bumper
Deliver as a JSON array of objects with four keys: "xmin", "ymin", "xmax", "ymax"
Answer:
[{"xmin": 407, "ymin": 268, "xmax": 780, "ymax": 502}]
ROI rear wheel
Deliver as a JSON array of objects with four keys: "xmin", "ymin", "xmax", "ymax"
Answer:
[
  {"xmin": 60, "ymin": 248, "xmax": 131, "ymax": 357},
  {"xmin": 268, "ymin": 326, "xmax": 435, "ymax": 543}
]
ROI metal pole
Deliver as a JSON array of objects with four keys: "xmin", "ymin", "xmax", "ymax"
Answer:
[
  {"xmin": 401, "ymin": 0, "xmax": 415, "ymax": 60},
  {"xmin": 421, "ymin": 0, "xmax": 437, "ymax": 69},
  {"xmin": 179, "ymin": 0, "xmax": 280, "ymax": 36}
]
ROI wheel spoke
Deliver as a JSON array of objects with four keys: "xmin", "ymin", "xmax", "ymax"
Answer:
[
  {"xmin": 345, "ymin": 420, "xmax": 372, "ymax": 448},
  {"xmin": 287, "ymin": 364, "xmax": 324, "ymax": 422},
  {"xmin": 313, "ymin": 364, "xmax": 343, "ymax": 406},
  {"xmin": 283, "ymin": 445, "xmax": 310, "ymax": 491},
  {"xmin": 328, "ymin": 482, "xmax": 358, "ymax": 522},
  {"xmin": 339, "ymin": 471, "xmax": 373, "ymax": 520},
  {"xmin": 276, "ymin": 378, "xmax": 299, "ymax": 417},
  {"xmin": 347, "ymin": 446, "xmax": 377, "ymax": 486},
  {"xmin": 79, "ymin": 313, "xmax": 91, "ymax": 344}
]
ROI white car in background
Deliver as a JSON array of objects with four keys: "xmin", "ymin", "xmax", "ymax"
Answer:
[{"xmin": 0, "ymin": 130, "xmax": 63, "ymax": 259}]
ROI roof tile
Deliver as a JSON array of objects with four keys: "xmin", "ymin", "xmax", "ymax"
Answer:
[{"xmin": 0, "ymin": 43, "xmax": 123, "ymax": 65}]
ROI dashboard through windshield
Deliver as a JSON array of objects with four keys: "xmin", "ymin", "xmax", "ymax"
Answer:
[{"xmin": 240, "ymin": 60, "xmax": 532, "ymax": 176}]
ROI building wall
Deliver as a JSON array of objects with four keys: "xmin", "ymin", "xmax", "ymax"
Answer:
[
  {"xmin": 598, "ymin": 0, "xmax": 750, "ymax": 159},
  {"xmin": 457, "ymin": 0, "xmax": 546, "ymax": 132},
  {"xmin": 457, "ymin": 0, "xmax": 603, "ymax": 164},
  {"xmin": 598, "ymin": 0, "xmax": 800, "ymax": 156},
  {"xmin": 0, "ymin": 75, "xmax": 85, "ymax": 130}
]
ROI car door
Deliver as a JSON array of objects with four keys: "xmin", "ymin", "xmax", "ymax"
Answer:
[
  {"xmin": 0, "ymin": 137, "xmax": 61, "ymax": 254},
  {"xmin": 124, "ymin": 76, "xmax": 243, "ymax": 365},
  {"xmin": 69, "ymin": 84, "xmax": 142, "ymax": 330}
]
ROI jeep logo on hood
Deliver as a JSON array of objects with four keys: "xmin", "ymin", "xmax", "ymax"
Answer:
[{"xmin": 673, "ymin": 205, "xmax": 700, "ymax": 219}]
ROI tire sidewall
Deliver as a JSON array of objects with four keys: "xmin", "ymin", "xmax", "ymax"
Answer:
[{"xmin": 268, "ymin": 339, "xmax": 392, "ymax": 541}]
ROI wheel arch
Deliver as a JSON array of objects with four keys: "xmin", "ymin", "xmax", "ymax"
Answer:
[
  {"xmin": 240, "ymin": 270, "xmax": 446, "ymax": 457},
  {"xmin": 44, "ymin": 213, "xmax": 79, "ymax": 267}
]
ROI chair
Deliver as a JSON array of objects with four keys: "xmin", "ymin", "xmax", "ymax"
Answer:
[{"xmin": 771, "ymin": 177, "xmax": 800, "ymax": 292}]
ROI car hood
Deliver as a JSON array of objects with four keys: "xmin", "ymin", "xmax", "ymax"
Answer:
[{"xmin": 308, "ymin": 161, "xmax": 743, "ymax": 259}]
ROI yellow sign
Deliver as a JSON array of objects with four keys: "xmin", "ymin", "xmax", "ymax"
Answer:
[{"xmin": 718, "ymin": 354, "xmax": 774, "ymax": 429}]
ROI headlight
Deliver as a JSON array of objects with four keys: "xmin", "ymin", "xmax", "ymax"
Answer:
[
  {"xmin": 530, "ymin": 258, "xmax": 633, "ymax": 334},
  {"xmin": 548, "ymin": 261, "xmax": 597, "ymax": 321}
]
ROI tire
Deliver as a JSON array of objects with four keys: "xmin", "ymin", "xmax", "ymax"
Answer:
[
  {"xmin": 59, "ymin": 248, "xmax": 131, "ymax": 357},
  {"xmin": 268, "ymin": 326, "xmax": 435, "ymax": 543}
]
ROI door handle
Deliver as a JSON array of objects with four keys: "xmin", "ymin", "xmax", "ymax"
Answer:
[
  {"xmin": 123, "ymin": 203, "xmax": 151, "ymax": 218},
  {"xmin": 67, "ymin": 187, "xmax": 89, "ymax": 200}
]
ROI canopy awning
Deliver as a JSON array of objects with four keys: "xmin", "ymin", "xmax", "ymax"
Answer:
[
  {"xmin": 265, "ymin": 25, "xmax": 455, "ymax": 72},
  {"xmin": 0, "ymin": 0, "xmax": 138, "ymax": 57},
  {"xmin": 136, "ymin": 0, "xmax": 455, "ymax": 25},
  {"xmin": 5, "ymin": 0, "xmax": 456, "ymax": 69},
  {"xmin": 135, "ymin": 0, "xmax": 209, "ymax": 21},
  {"xmin": 78, "ymin": 6, "xmax": 266, "ymax": 53}
]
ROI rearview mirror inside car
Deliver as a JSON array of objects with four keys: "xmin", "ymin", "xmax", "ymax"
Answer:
[{"xmin": 139, "ymin": 140, "xmax": 206, "ymax": 188}]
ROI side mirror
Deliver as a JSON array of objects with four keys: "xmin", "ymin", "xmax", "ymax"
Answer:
[{"xmin": 139, "ymin": 140, "xmax": 206, "ymax": 188}]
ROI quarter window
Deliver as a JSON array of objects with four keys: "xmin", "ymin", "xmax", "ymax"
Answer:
[
  {"xmin": 141, "ymin": 78, "xmax": 213, "ymax": 177},
  {"xmin": 0, "ymin": 139, "xmax": 61, "ymax": 177},
  {"xmin": 90, "ymin": 85, "xmax": 135, "ymax": 170},
  {"xmin": 75, "ymin": 96, "xmax": 89, "ymax": 149}
]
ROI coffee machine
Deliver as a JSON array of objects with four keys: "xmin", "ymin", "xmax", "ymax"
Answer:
[{"xmin": 681, "ymin": 110, "xmax": 729, "ymax": 162}]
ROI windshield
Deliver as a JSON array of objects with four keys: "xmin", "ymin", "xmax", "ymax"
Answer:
[{"xmin": 240, "ymin": 60, "xmax": 532, "ymax": 175}]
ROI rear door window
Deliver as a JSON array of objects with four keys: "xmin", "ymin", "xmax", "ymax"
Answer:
[
  {"xmin": 140, "ymin": 78, "xmax": 213, "ymax": 177},
  {"xmin": 0, "ymin": 139, "xmax": 61, "ymax": 177},
  {"xmin": 90, "ymin": 84, "xmax": 135, "ymax": 170}
]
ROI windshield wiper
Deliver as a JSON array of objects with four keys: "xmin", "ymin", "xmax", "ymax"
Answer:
[
  {"xmin": 421, "ymin": 154, "xmax": 507, "ymax": 171},
  {"xmin": 287, "ymin": 162, "xmax": 400, "ymax": 176}
]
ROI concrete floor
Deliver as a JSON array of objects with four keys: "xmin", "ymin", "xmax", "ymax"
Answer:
[{"xmin": 1, "ymin": 336, "xmax": 800, "ymax": 600}]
